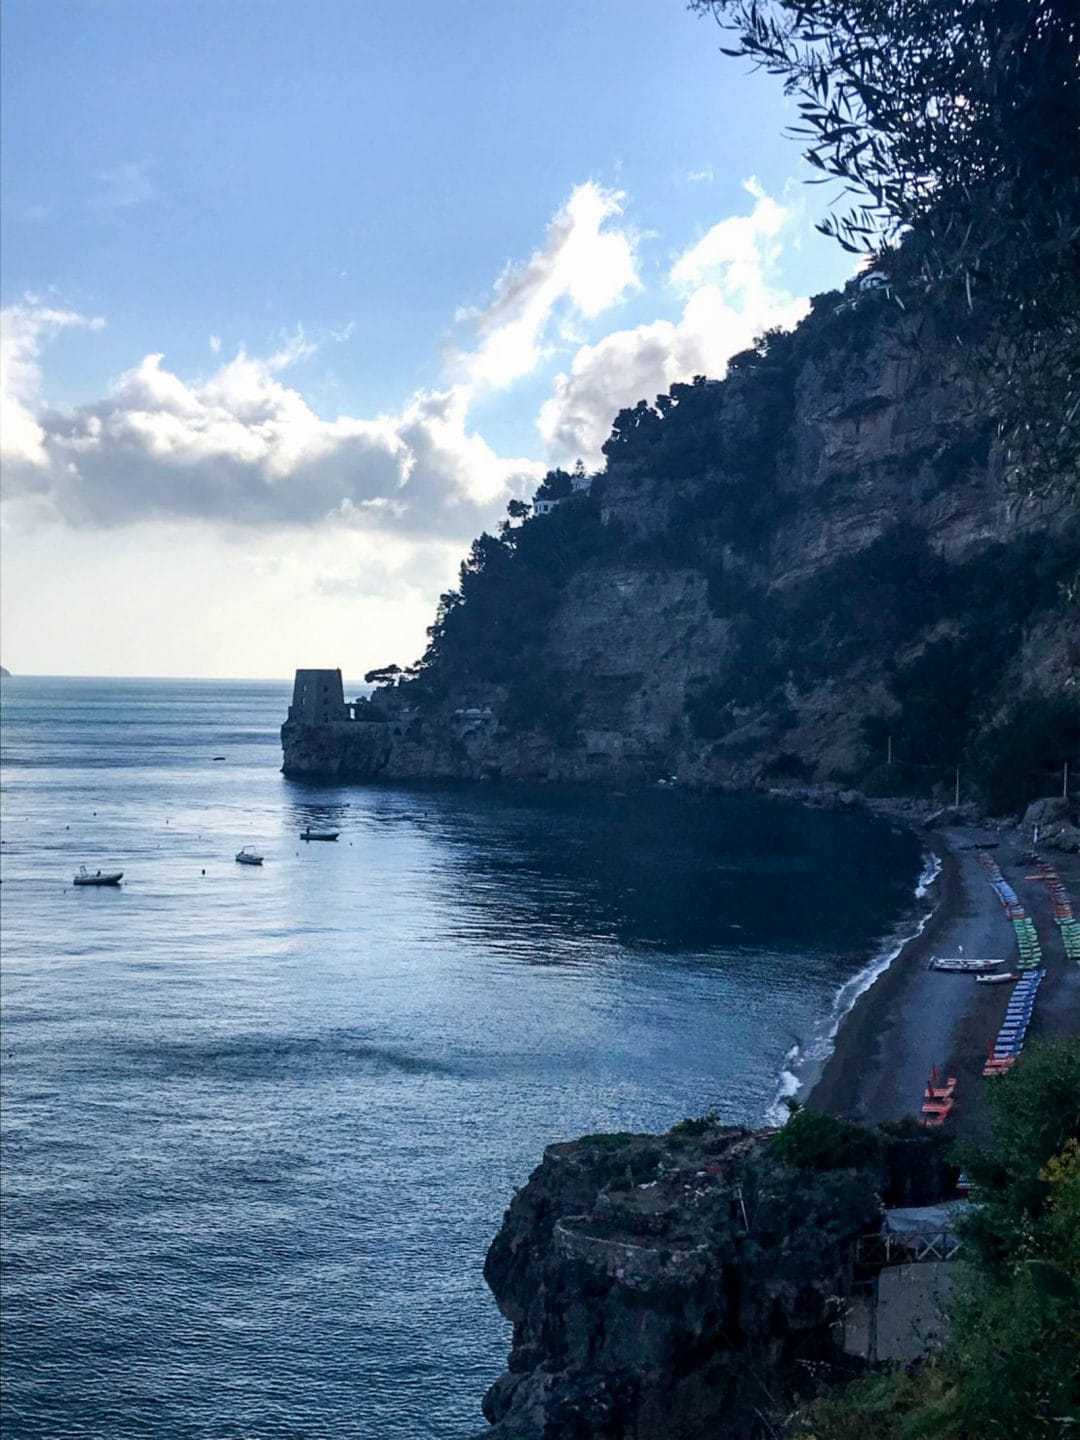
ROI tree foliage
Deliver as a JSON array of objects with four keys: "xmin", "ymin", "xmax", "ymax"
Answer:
[
  {"xmin": 691, "ymin": 0, "xmax": 1080, "ymax": 496},
  {"xmin": 789, "ymin": 1039, "xmax": 1080, "ymax": 1439},
  {"xmin": 363, "ymin": 663, "xmax": 402, "ymax": 687},
  {"xmin": 411, "ymin": 489, "xmax": 615, "ymax": 738}
]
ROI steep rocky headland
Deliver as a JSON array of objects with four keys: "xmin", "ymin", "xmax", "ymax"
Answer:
[
  {"xmin": 473, "ymin": 1115, "xmax": 956, "ymax": 1440},
  {"xmin": 283, "ymin": 287, "xmax": 1078, "ymax": 813}
]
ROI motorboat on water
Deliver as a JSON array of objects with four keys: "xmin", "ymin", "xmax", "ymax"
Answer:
[
  {"xmin": 975, "ymin": 971, "xmax": 1017, "ymax": 985},
  {"xmin": 235, "ymin": 847, "xmax": 264, "ymax": 866},
  {"xmin": 300, "ymin": 828, "xmax": 339, "ymax": 841},
  {"xmin": 73, "ymin": 865, "xmax": 123, "ymax": 887},
  {"xmin": 929, "ymin": 956, "xmax": 1005, "ymax": 973}
]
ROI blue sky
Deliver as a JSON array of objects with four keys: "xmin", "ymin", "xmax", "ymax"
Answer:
[{"xmin": 1, "ymin": 0, "xmax": 857, "ymax": 677}]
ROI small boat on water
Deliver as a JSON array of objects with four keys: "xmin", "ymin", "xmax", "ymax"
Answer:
[
  {"xmin": 929, "ymin": 956, "xmax": 1005, "ymax": 973},
  {"xmin": 975, "ymin": 971, "xmax": 1017, "ymax": 985},
  {"xmin": 235, "ymin": 847, "xmax": 264, "ymax": 866},
  {"xmin": 73, "ymin": 865, "xmax": 123, "ymax": 887},
  {"xmin": 300, "ymin": 828, "xmax": 339, "ymax": 842}
]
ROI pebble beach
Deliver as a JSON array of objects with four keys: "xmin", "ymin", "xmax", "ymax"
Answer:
[{"xmin": 810, "ymin": 825, "xmax": 1080, "ymax": 1139}]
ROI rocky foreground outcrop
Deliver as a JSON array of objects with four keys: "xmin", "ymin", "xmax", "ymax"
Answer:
[{"xmin": 473, "ymin": 1118, "xmax": 952, "ymax": 1440}]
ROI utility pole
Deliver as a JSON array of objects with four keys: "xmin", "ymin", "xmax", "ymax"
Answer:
[
  {"xmin": 954, "ymin": 767, "xmax": 960, "ymax": 808},
  {"xmin": 1065, "ymin": 760, "xmax": 1070, "ymax": 799},
  {"xmin": 887, "ymin": 734, "xmax": 892, "ymax": 766}
]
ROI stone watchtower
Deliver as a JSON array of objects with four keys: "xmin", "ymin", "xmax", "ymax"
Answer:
[{"xmin": 287, "ymin": 668, "xmax": 350, "ymax": 725}]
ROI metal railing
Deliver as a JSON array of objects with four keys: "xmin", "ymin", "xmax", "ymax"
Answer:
[{"xmin": 857, "ymin": 1231, "xmax": 964, "ymax": 1267}]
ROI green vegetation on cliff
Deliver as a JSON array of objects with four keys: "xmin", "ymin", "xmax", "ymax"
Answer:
[
  {"xmin": 384, "ymin": 320, "xmax": 1076, "ymax": 806},
  {"xmin": 412, "ymin": 488, "xmax": 615, "ymax": 742},
  {"xmin": 692, "ymin": 0, "xmax": 1080, "ymax": 501},
  {"xmin": 790, "ymin": 1038, "xmax": 1080, "ymax": 1440}
]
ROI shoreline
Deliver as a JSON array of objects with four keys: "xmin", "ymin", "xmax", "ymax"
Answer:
[
  {"xmin": 277, "ymin": 764, "xmax": 1075, "ymax": 1137},
  {"xmin": 808, "ymin": 821, "xmax": 1080, "ymax": 1137},
  {"xmin": 766, "ymin": 847, "xmax": 942, "ymax": 1124}
]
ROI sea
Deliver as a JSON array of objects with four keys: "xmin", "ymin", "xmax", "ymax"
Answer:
[{"xmin": 0, "ymin": 677, "xmax": 924, "ymax": 1439}]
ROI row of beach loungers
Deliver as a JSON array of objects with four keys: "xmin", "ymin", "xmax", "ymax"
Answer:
[
  {"xmin": 976, "ymin": 851, "xmax": 1042, "ymax": 969},
  {"xmin": 1027, "ymin": 855, "xmax": 1080, "ymax": 964},
  {"xmin": 983, "ymin": 968, "xmax": 1046, "ymax": 1076},
  {"xmin": 922, "ymin": 849, "xmax": 1068, "ymax": 1118},
  {"xmin": 976, "ymin": 852, "xmax": 1051, "ymax": 1076}
]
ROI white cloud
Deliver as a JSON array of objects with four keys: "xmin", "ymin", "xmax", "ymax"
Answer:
[
  {"xmin": 3, "ymin": 182, "xmax": 633, "ymax": 541},
  {"xmin": 0, "ymin": 302, "xmax": 105, "ymax": 467},
  {"xmin": 670, "ymin": 176, "xmax": 786, "ymax": 294},
  {"xmin": 3, "ymin": 183, "xmax": 630, "ymax": 539},
  {"xmin": 4, "ymin": 177, "xmax": 819, "ymax": 572},
  {"xmin": 455, "ymin": 181, "xmax": 640, "ymax": 390},
  {"xmin": 538, "ymin": 180, "xmax": 809, "ymax": 464},
  {"xmin": 0, "ymin": 177, "xmax": 849, "ymax": 679},
  {"xmin": 1, "ymin": 308, "xmax": 541, "ymax": 537}
]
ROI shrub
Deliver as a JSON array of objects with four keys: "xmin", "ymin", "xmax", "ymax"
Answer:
[{"xmin": 771, "ymin": 1107, "xmax": 883, "ymax": 1173}]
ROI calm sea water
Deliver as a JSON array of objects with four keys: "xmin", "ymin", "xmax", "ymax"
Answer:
[{"xmin": 0, "ymin": 677, "xmax": 921, "ymax": 1439}]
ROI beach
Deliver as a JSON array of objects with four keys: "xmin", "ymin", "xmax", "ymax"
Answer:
[{"xmin": 810, "ymin": 825, "xmax": 1080, "ymax": 1139}]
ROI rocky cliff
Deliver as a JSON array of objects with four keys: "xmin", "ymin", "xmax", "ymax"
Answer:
[
  {"xmin": 283, "ymin": 286, "xmax": 1079, "ymax": 809},
  {"xmin": 471, "ymin": 1115, "xmax": 955, "ymax": 1440}
]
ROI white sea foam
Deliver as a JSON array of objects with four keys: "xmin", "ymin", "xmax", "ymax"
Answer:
[
  {"xmin": 765, "ymin": 1044, "xmax": 803, "ymax": 1126},
  {"xmin": 766, "ymin": 848, "xmax": 942, "ymax": 1120},
  {"xmin": 915, "ymin": 850, "xmax": 943, "ymax": 900}
]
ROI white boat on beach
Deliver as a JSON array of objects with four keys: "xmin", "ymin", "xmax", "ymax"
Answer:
[
  {"xmin": 235, "ymin": 847, "xmax": 264, "ymax": 866},
  {"xmin": 928, "ymin": 956, "xmax": 1005, "ymax": 973},
  {"xmin": 300, "ymin": 828, "xmax": 339, "ymax": 841},
  {"xmin": 73, "ymin": 865, "xmax": 123, "ymax": 887}
]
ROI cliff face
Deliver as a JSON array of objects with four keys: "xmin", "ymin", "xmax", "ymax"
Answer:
[
  {"xmin": 474, "ymin": 1120, "xmax": 882, "ymax": 1440},
  {"xmin": 283, "ymin": 289, "xmax": 1078, "ymax": 803}
]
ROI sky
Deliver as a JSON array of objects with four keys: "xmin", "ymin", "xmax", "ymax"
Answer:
[{"xmin": 0, "ymin": 0, "xmax": 857, "ymax": 680}]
